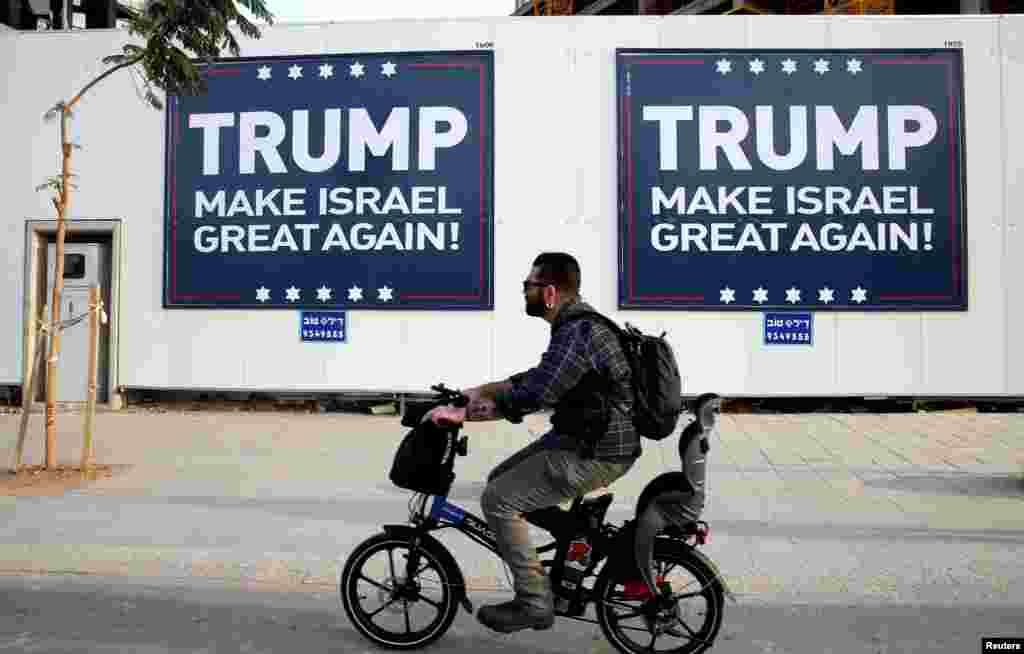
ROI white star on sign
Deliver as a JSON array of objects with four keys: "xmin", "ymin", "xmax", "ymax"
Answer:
[
  {"xmin": 818, "ymin": 286, "xmax": 835, "ymax": 304},
  {"xmin": 349, "ymin": 62, "xmax": 365, "ymax": 78},
  {"xmin": 753, "ymin": 287, "xmax": 768, "ymax": 304},
  {"xmin": 285, "ymin": 286, "xmax": 300, "ymax": 302},
  {"xmin": 319, "ymin": 64, "xmax": 334, "ymax": 79},
  {"xmin": 749, "ymin": 59, "xmax": 765, "ymax": 75},
  {"xmin": 847, "ymin": 58, "xmax": 863, "ymax": 74},
  {"xmin": 316, "ymin": 285, "xmax": 332, "ymax": 302},
  {"xmin": 256, "ymin": 286, "xmax": 270, "ymax": 303},
  {"xmin": 813, "ymin": 58, "xmax": 830, "ymax": 75},
  {"xmin": 257, "ymin": 66, "xmax": 271, "ymax": 80},
  {"xmin": 719, "ymin": 287, "xmax": 736, "ymax": 304},
  {"xmin": 377, "ymin": 285, "xmax": 394, "ymax": 302},
  {"xmin": 715, "ymin": 58, "xmax": 732, "ymax": 75},
  {"xmin": 347, "ymin": 285, "xmax": 364, "ymax": 302},
  {"xmin": 381, "ymin": 61, "xmax": 397, "ymax": 78},
  {"xmin": 785, "ymin": 287, "xmax": 802, "ymax": 304},
  {"xmin": 781, "ymin": 58, "xmax": 797, "ymax": 75},
  {"xmin": 851, "ymin": 286, "xmax": 868, "ymax": 304},
  {"xmin": 288, "ymin": 64, "xmax": 303, "ymax": 80}
]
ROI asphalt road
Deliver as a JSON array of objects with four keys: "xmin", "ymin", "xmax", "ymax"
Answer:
[{"xmin": 2, "ymin": 574, "xmax": 1022, "ymax": 654}]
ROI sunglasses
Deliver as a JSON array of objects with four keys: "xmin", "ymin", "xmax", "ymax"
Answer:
[{"xmin": 522, "ymin": 281, "xmax": 552, "ymax": 292}]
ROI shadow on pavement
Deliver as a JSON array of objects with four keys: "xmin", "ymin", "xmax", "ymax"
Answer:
[{"xmin": 863, "ymin": 473, "xmax": 1024, "ymax": 498}]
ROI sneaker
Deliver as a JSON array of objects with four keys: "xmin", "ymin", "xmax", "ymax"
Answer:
[{"xmin": 477, "ymin": 599, "xmax": 555, "ymax": 634}]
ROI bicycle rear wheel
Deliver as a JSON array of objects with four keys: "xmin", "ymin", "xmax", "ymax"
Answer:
[
  {"xmin": 340, "ymin": 532, "xmax": 459, "ymax": 650},
  {"xmin": 594, "ymin": 538, "xmax": 724, "ymax": 654}
]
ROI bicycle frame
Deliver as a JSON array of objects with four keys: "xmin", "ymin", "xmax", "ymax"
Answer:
[
  {"xmin": 412, "ymin": 491, "xmax": 600, "ymax": 558},
  {"xmin": 408, "ymin": 491, "xmax": 623, "ymax": 615},
  {"xmin": 418, "ymin": 494, "xmax": 502, "ymax": 555}
]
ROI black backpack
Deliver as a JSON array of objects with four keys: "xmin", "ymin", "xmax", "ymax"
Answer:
[{"xmin": 562, "ymin": 311, "xmax": 684, "ymax": 441}]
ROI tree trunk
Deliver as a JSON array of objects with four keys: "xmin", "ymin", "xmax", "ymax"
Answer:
[{"xmin": 44, "ymin": 108, "xmax": 72, "ymax": 470}]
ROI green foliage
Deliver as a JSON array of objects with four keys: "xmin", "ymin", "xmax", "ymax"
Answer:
[
  {"xmin": 107, "ymin": 0, "xmax": 274, "ymax": 104},
  {"xmin": 35, "ymin": 174, "xmax": 79, "ymax": 196}
]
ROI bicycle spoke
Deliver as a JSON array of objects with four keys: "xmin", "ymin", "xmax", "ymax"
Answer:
[
  {"xmin": 673, "ymin": 589, "xmax": 705, "ymax": 601},
  {"xmin": 388, "ymin": 548, "xmax": 397, "ymax": 583},
  {"xmin": 615, "ymin": 622, "xmax": 654, "ymax": 634},
  {"xmin": 413, "ymin": 592, "xmax": 442, "ymax": 610},
  {"xmin": 404, "ymin": 600, "xmax": 412, "ymax": 634},
  {"xmin": 367, "ymin": 597, "xmax": 398, "ymax": 619},
  {"xmin": 674, "ymin": 616, "xmax": 699, "ymax": 638},
  {"xmin": 615, "ymin": 608, "xmax": 644, "ymax": 620},
  {"xmin": 603, "ymin": 596, "xmax": 642, "ymax": 612},
  {"xmin": 647, "ymin": 631, "xmax": 658, "ymax": 651},
  {"xmin": 357, "ymin": 574, "xmax": 392, "ymax": 593}
]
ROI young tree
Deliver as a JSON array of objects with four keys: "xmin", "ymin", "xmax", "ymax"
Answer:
[{"xmin": 36, "ymin": 0, "xmax": 274, "ymax": 470}]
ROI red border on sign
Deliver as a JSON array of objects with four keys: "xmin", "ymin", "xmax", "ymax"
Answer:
[{"xmin": 169, "ymin": 60, "xmax": 491, "ymax": 306}]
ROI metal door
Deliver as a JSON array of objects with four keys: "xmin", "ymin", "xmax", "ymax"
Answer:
[{"xmin": 45, "ymin": 242, "xmax": 111, "ymax": 402}]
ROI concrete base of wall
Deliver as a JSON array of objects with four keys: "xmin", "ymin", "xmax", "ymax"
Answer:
[{"xmin": 3, "ymin": 385, "xmax": 1023, "ymax": 415}]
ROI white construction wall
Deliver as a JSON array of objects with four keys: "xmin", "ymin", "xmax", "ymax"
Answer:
[{"xmin": 1, "ymin": 14, "xmax": 1022, "ymax": 398}]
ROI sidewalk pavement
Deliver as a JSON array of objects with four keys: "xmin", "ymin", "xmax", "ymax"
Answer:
[{"xmin": 2, "ymin": 408, "xmax": 1023, "ymax": 605}]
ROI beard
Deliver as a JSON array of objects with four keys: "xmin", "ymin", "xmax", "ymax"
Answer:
[{"xmin": 525, "ymin": 295, "xmax": 546, "ymax": 317}]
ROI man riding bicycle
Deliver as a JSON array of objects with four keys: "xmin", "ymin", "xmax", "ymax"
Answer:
[{"xmin": 427, "ymin": 252, "xmax": 641, "ymax": 633}]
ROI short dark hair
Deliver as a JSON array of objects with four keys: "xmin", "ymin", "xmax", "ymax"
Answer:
[{"xmin": 532, "ymin": 252, "xmax": 580, "ymax": 296}]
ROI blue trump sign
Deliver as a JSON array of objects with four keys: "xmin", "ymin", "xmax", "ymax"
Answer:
[
  {"xmin": 764, "ymin": 312, "xmax": 813, "ymax": 346},
  {"xmin": 616, "ymin": 49, "xmax": 966, "ymax": 311},
  {"xmin": 164, "ymin": 51, "xmax": 494, "ymax": 310},
  {"xmin": 301, "ymin": 311, "xmax": 346, "ymax": 343}
]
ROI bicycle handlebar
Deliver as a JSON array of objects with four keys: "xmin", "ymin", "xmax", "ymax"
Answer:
[{"xmin": 429, "ymin": 383, "xmax": 470, "ymax": 408}]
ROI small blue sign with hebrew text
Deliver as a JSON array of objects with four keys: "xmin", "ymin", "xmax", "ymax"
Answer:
[
  {"xmin": 764, "ymin": 312, "xmax": 813, "ymax": 346},
  {"xmin": 301, "ymin": 311, "xmax": 346, "ymax": 343}
]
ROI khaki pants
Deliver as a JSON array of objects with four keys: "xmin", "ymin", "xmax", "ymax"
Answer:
[{"xmin": 480, "ymin": 438, "xmax": 633, "ymax": 611}]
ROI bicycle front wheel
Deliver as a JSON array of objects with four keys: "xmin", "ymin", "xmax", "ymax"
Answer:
[
  {"xmin": 594, "ymin": 538, "xmax": 725, "ymax": 654},
  {"xmin": 340, "ymin": 532, "xmax": 460, "ymax": 650}
]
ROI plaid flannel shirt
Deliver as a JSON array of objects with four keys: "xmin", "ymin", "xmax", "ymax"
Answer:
[{"xmin": 495, "ymin": 301, "xmax": 641, "ymax": 461}]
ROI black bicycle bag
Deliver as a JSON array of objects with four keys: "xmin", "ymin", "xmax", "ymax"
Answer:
[{"xmin": 389, "ymin": 420, "xmax": 457, "ymax": 497}]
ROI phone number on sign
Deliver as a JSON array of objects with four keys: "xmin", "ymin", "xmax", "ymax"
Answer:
[{"xmin": 303, "ymin": 330, "xmax": 343, "ymax": 339}]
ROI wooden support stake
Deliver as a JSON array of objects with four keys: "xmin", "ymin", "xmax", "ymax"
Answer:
[
  {"xmin": 11, "ymin": 317, "xmax": 47, "ymax": 474},
  {"xmin": 81, "ymin": 286, "xmax": 100, "ymax": 475}
]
